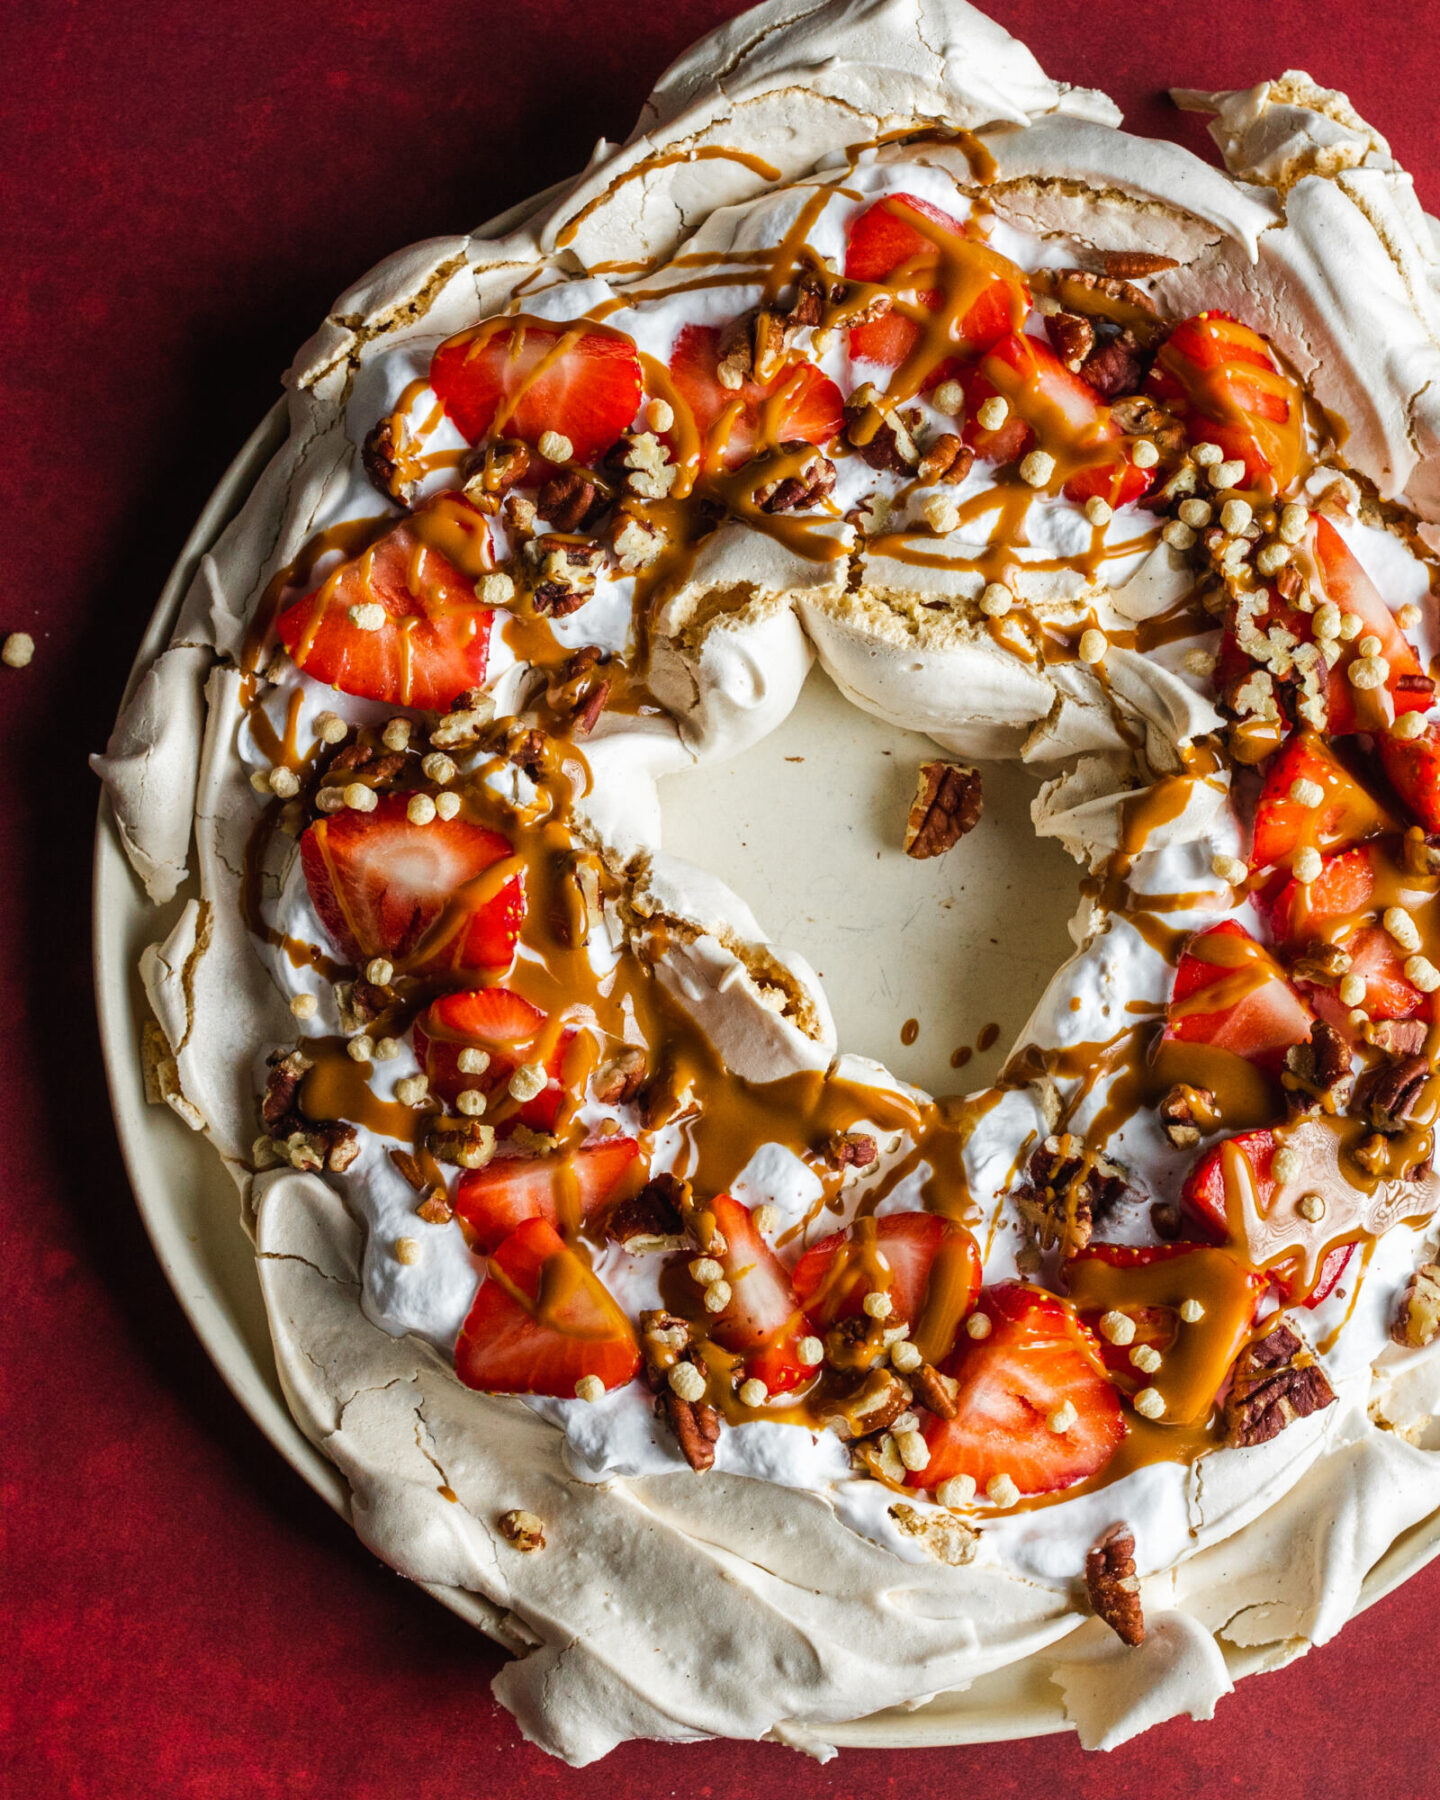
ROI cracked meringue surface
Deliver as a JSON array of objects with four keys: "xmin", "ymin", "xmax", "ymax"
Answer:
[{"xmin": 96, "ymin": 0, "xmax": 1440, "ymax": 1765}]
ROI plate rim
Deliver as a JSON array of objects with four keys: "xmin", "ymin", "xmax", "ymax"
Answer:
[{"xmin": 91, "ymin": 194, "xmax": 1440, "ymax": 1756}]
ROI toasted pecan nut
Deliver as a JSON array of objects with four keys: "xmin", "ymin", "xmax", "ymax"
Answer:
[
  {"xmin": 1158, "ymin": 1082, "xmax": 1219, "ymax": 1149},
  {"xmin": 1100, "ymin": 250, "xmax": 1179, "ymax": 279},
  {"xmin": 904, "ymin": 760, "xmax": 983, "ymax": 859},
  {"xmin": 661, "ymin": 1390, "xmax": 722, "ymax": 1472},
  {"xmin": 785, "ymin": 270, "xmax": 827, "ymax": 330},
  {"xmin": 1290, "ymin": 940, "xmax": 1352, "ymax": 987},
  {"xmin": 638, "ymin": 1309, "xmax": 720, "ymax": 1471},
  {"xmin": 425, "ymin": 1116, "xmax": 496, "ymax": 1170},
  {"xmin": 1284, "ymin": 1020, "xmax": 1353, "ymax": 1112},
  {"xmin": 1015, "ymin": 1133, "xmax": 1135, "ymax": 1258},
  {"xmin": 819, "ymin": 1367, "xmax": 910, "ymax": 1439},
  {"xmin": 262, "ymin": 1048, "xmax": 313, "ymax": 1130},
  {"xmin": 1085, "ymin": 1524, "xmax": 1145, "ymax": 1646},
  {"xmin": 498, "ymin": 1509, "xmax": 545, "ymax": 1552},
  {"xmin": 755, "ymin": 441, "xmax": 837, "ymax": 513},
  {"xmin": 464, "ymin": 438, "xmax": 531, "ymax": 498},
  {"xmin": 917, "ymin": 432, "xmax": 974, "ymax": 485},
  {"xmin": 1353, "ymin": 1054, "xmax": 1433, "ymax": 1135},
  {"xmin": 537, "ymin": 467, "xmax": 605, "ymax": 533},
  {"xmin": 911, "ymin": 1362, "xmax": 959, "ymax": 1421},
  {"xmin": 1150, "ymin": 1200, "xmax": 1183, "ymax": 1242},
  {"xmin": 1223, "ymin": 1322, "xmax": 1336, "ymax": 1447},
  {"xmin": 825, "ymin": 1129, "xmax": 879, "ymax": 1171},
  {"xmin": 845, "ymin": 391, "xmax": 919, "ymax": 473},
  {"xmin": 361, "ymin": 416, "xmax": 412, "ymax": 507},
  {"xmin": 606, "ymin": 1175, "xmax": 690, "ymax": 1253},
  {"xmin": 1079, "ymin": 333, "xmax": 1149, "ymax": 400},
  {"xmin": 1392, "ymin": 1263, "xmax": 1440, "ymax": 1348},
  {"xmin": 592, "ymin": 1043, "xmax": 648, "ymax": 1106},
  {"xmin": 1044, "ymin": 309, "xmax": 1096, "ymax": 372},
  {"xmin": 1366, "ymin": 1018, "xmax": 1429, "ymax": 1059},
  {"xmin": 416, "ymin": 1189, "xmax": 454, "ymax": 1225},
  {"xmin": 532, "ymin": 582, "xmax": 591, "ymax": 618},
  {"xmin": 389, "ymin": 1148, "xmax": 426, "ymax": 1191}
]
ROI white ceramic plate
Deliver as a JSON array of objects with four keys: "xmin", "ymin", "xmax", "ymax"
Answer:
[{"xmin": 93, "ymin": 204, "xmax": 1440, "ymax": 1754}]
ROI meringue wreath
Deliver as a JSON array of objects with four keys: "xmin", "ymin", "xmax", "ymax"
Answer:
[{"xmin": 96, "ymin": 0, "xmax": 1440, "ymax": 1765}]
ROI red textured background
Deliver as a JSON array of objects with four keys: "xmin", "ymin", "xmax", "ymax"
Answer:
[{"xmin": 6, "ymin": 0, "xmax": 1440, "ymax": 1794}]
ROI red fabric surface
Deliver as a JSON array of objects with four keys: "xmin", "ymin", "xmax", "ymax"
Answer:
[{"xmin": 5, "ymin": 0, "xmax": 1440, "ymax": 1793}]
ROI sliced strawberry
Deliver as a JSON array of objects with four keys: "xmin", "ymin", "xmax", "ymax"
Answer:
[
  {"xmin": 913, "ymin": 1283, "xmax": 1125, "ymax": 1497},
  {"xmin": 1248, "ymin": 732, "xmax": 1392, "ymax": 872},
  {"xmin": 1380, "ymin": 723, "xmax": 1440, "ymax": 833},
  {"xmin": 300, "ymin": 795, "xmax": 523, "ymax": 976},
  {"xmin": 413, "ymin": 987, "xmax": 579, "ymax": 1126},
  {"xmin": 1164, "ymin": 920, "xmax": 1314, "ymax": 1072},
  {"xmin": 429, "ymin": 318, "xmax": 643, "ymax": 464},
  {"xmin": 843, "ymin": 192, "xmax": 1027, "ymax": 381},
  {"xmin": 1257, "ymin": 845, "xmax": 1377, "ymax": 949},
  {"xmin": 667, "ymin": 323, "xmax": 844, "ymax": 472},
  {"xmin": 1147, "ymin": 311, "xmax": 1303, "ymax": 492},
  {"xmin": 707, "ymin": 1193, "xmax": 812, "ymax": 1394},
  {"xmin": 791, "ymin": 1212, "xmax": 980, "ymax": 1364},
  {"xmin": 454, "ymin": 1217, "xmax": 639, "ymax": 1396},
  {"xmin": 276, "ymin": 494, "xmax": 493, "ymax": 710},
  {"xmin": 1181, "ymin": 1131, "xmax": 1359, "ymax": 1310},
  {"xmin": 1310, "ymin": 924, "xmax": 1425, "ymax": 1032},
  {"xmin": 453, "ymin": 1138, "xmax": 645, "ymax": 1254},
  {"xmin": 963, "ymin": 332, "xmax": 1151, "ymax": 506},
  {"xmin": 1312, "ymin": 516, "xmax": 1431, "ymax": 733}
]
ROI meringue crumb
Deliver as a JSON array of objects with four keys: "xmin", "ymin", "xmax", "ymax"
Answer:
[
  {"xmin": 1255, "ymin": 541, "xmax": 1290, "ymax": 576},
  {"xmin": 422, "ymin": 752, "xmax": 457, "ymax": 783},
  {"xmin": 1358, "ymin": 634, "xmax": 1383, "ymax": 660},
  {"xmin": 538, "ymin": 431, "xmax": 573, "ymax": 463},
  {"xmin": 1405, "ymin": 955, "xmax": 1440, "ymax": 992},
  {"xmin": 891, "ymin": 1339, "xmax": 923, "ymax": 1373},
  {"xmin": 457, "ymin": 1047, "xmax": 490, "ymax": 1075},
  {"xmin": 798, "ymin": 1335, "xmax": 824, "ymax": 1367},
  {"xmin": 986, "ymin": 1474, "xmax": 1020, "ymax": 1507},
  {"xmin": 738, "ymin": 1378, "xmax": 768, "ymax": 1408},
  {"xmin": 979, "ymin": 581, "xmax": 1012, "ymax": 617},
  {"xmin": 1271, "ymin": 1147, "xmax": 1300, "ymax": 1184},
  {"xmin": 2, "ymin": 632, "xmax": 34, "ymax": 668},
  {"xmin": 1161, "ymin": 519, "xmax": 1195, "ymax": 550},
  {"xmin": 406, "ymin": 793, "xmax": 437, "ymax": 826},
  {"xmin": 1384, "ymin": 907, "xmax": 1421, "ymax": 952},
  {"xmin": 1293, "ymin": 847, "xmax": 1323, "ymax": 884},
  {"xmin": 1398, "ymin": 602, "xmax": 1423, "ymax": 631},
  {"xmin": 457, "ymin": 1089, "xmax": 487, "ymax": 1117},
  {"xmin": 268, "ymin": 766, "xmax": 300, "ymax": 800},
  {"xmin": 575, "ymin": 1375, "xmax": 605, "ymax": 1404},
  {"xmin": 931, "ymin": 379, "xmax": 964, "ymax": 415},
  {"xmin": 1220, "ymin": 498, "xmax": 1253, "ymax": 534},
  {"xmin": 1179, "ymin": 1298, "xmax": 1205, "ymax": 1323},
  {"xmin": 315, "ymin": 711, "xmax": 347, "ymax": 745},
  {"xmin": 937, "ymin": 1475, "xmax": 976, "ymax": 1508},
  {"xmin": 753, "ymin": 1204, "xmax": 779, "ymax": 1235},
  {"xmin": 1297, "ymin": 1193, "xmax": 1327, "ymax": 1223},
  {"xmin": 1212, "ymin": 853, "xmax": 1247, "ymax": 884},
  {"xmin": 976, "ymin": 395, "xmax": 1009, "ymax": 431},
  {"xmin": 1348, "ymin": 657, "xmax": 1388, "ymax": 691},
  {"xmin": 289, "ymin": 993, "xmax": 318, "ymax": 1020},
  {"xmin": 1084, "ymin": 496, "xmax": 1112, "ymax": 526},
  {"xmin": 1047, "ymin": 1401, "xmax": 1078, "ymax": 1434},
  {"xmin": 435, "ymin": 791, "xmax": 462, "ymax": 820},
  {"xmin": 1191, "ymin": 442, "xmax": 1223, "ymax": 466},
  {"xmin": 922, "ymin": 493, "xmax": 961, "ymax": 534},
  {"xmin": 348, "ymin": 602, "xmax": 386, "ymax": 632},
  {"xmin": 862, "ymin": 1291, "xmax": 893, "ymax": 1320},
  {"xmin": 965, "ymin": 1313, "xmax": 992, "ymax": 1340},
  {"xmin": 381, "ymin": 717, "xmax": 412, "ymax": 751},
  {"xmin": 1131, "ymin": 439, "xmax": 1159, "ymax": 469},
  {"xmin": 1391, "ymin": 711, "xmax": 1427, "ymax": 740},
  {"xmin": 1019, "ymin": 449, "xmax": 1055, "ymax": 488},
  {"xmin": 1288, "ymin": 777, "xmax": 1325, "ymax": 808},
  {"xmin": 1313, "ymin": 602, "xmax": 1341, "ymax": 640},
  {"xmin": 1177, "ymin": 498, "xmax": 1212, "ymax": 528},
  {"xmin": 1078, "ymin": 628, "xmax": 1108, "ymax": 665},
  {"xmin": 1100, "ymin": 1310, "xmax": 1136, "ymax": 1346},
  {"xmin": 373, "ymin": 1036, "xmax": 401, "ymax": 1061},
  {"xmin": 508, "ymin": 1062, "xmax": 547, "ymax": 1103},
  {"xmin": 347, "ymin": 1035, "xmax": 374, "ymax": 1063},
  {"xmin": 1278, "ymin": 503, "xmax": 1308, "ymax": 544},
  {"xmin": 366, "ymin": 957, "xmax": 394, "ymax": 986},
  {"xmin": 1339, "ymin": 973, "xmax": 1368, "ymax": 1007},
  {"xmin": 689, "ymin": 1256, "xmax": 724, "ymax": 1285},
  {"xmin": 668, "ymin": 1362, "xmax": 706, "ymax": 1402},
  {"xmin": 1338, "ymin": 612, "xmax": 1363, "ymax": 641},
  {"xmin": 343, "ymin": 782, "xmax": 378, "ymax": 812},
  {"xmin": 644, "ymin": 398, "xmax": 674, "ymax": 432},
  {"xmin": 895, "ymin": 1429, "xmax": 930, "ymax": 1472},
  {"xmin": 1210, "ymin": 458, "xmax": 1246, "ymax": 489},
  {"xmin": 703, "ymin": 1279, "xmax": 732, "ymax": 1313},
  {"xmin": 1133, "ymin": 1387, "xmax": 1166, "ymax": 1420},
  {"xmin": 477, "ymin": 572, "xmax": 515, "ymax": 607},
  {"xmin": 395, "ymin": 1074, "xmax": 429, "ymax": 1107},
  {"xmin": 394, "ymin": 1237, "xmax": 421, "ymax": 1266},
  {"xmin": 1130, "ymin": 1344, "xmax": 1162, "ymax": 1374}
]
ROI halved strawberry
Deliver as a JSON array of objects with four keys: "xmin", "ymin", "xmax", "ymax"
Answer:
[
  {"xmin": 454, "ymin": 1216, "xmax": 639, "ymax": 1396},
  {"xmin": 1147, "ymin": 311, "xmax": 1303, "ymax": 493},
  {"xmin": 791, "ymin": 1212, "xmax": 980, "ymax": 1365},
  {"xmin": 1163, "ymin": 920, "xmax": 1314, "ymax": 1072},
  {"xmin": 1181, "ymin": 1131, "xmax": 1358, "ymax": 1309},
  {"xmin": 275, "ymin": 494, "xmax": 493, "ymax": 710},
  {"xmin": 1312, "ymin": 516, "xmax": 1431, "ymax": 733},
  {"xmin": 963, "ymin": 332, "xmax": 1151, "ymax": 506},
  {"xmin": 300, "ymin": 795, "xmax": 523, "ymax": 976},
  {"xmin": 412, "ymin": 987, "xmax": 579, "ymax": 1127},
  {"xmin": 842, "ymin": 192, "xmax": 1027, "ymax": 380},
  {"xmin": 453, "ymin": 1138, "xmax": 645, "ymax": 1254},
  {"xmin": 1248, "ymin": 732, "xmax": 1392, "ymax": 872},
  {"xmin": 707, "ymin": 1193, "xmax": 813, "ymax": 1394},
  {"xmin": 1380, "ymin": 723, "xmax": 1440, "ymax": 833},
  {"xmin": 667, "ymin": 324, "xmax": 844, "ymax": 472},
  {"xmin": 1309, "ymin": 924, "xmax": 1425, "ymax": 1032},
  {"xmin": 1257, "ymin": 845, "xmax": 1377, "ymax": 949},
  {"xmin": 429, "ymin": 317, "xmax": 643, "ymax": 464},
  {"xmin": 913, "ymin": 1283, "xmax": 1125, "ymax": 1497}
]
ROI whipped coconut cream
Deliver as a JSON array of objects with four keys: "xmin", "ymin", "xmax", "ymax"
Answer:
[{"xmin": 97, "ymin": 0, "xmax": 1440, "ymax": 1766}]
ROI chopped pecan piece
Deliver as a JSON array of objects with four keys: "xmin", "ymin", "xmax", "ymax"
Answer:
[
  {"xmin": 605, "ymin": 430, "xmax": 677, "ymax": 501},
  {"xmin": 537, "ymin": 467, "xmax": 605, "ymax": 533},
  {"xmin": 1085, "ymin": 1523, "xmax": 1145, "ymax": 1646},
  {"xmin": 1044, "ymin": 309, "xmax": 1096, "ymax": 372},
  {"xmin": 1223, "ymin": 1322, "xmax": 1336, "ymax": 1447},
  {"xmin": 819, "ymin": 1367, "xmax": 910, "ymax": 1439},
  {"xmin": 262, "ymin": 1048, "xmax": 313, "ymax": 1131},
  {"xmin": 276, "ymin": 1123, "xmax": 360, "ymax": 1175},
  {"xmin": 606, "ymin": 1174, "xmax": 690, "ymax": 1253},
  {"xmin": 429, "ymin": 687, "xmax": 496, "ymax": 751},
  {"xmin": 324, "ymin": 739, "xmax": 408, "ymax": 786},
  {"xmin": 1158, "ymin": 1082, "xmax": 1219, "ymax": 1149},
  {"xmin": 1015, "ymin": 1133, "xmax": 1134, "ymax": 1257},
  {"xmin": 825, "ymin": 1314, "xmax": 883, "ymax": 1373},
  {"xmin": 1046, "ymin": 267, "xmax": 1161, "ymax": 324},
  {"xmin": 1150, "ymin": 1200, "xmax": 1183, "ymax": 1241},
  {"xmin": 1353, "ymin": 1054, "xmax": 1433, "ymax": 1135},
  {"xmin": 425, "ymin": 1116, "xmax": 496, "ymax": 1170},
  {"xmin": 1079, "ymin": 332, "xmax": 1149, "ymax": 400},
  {"xmin": 1391, "ymin": 1263, "xmax": 1440, "ymax": 1348},
  {"xmin": 904, "ymin": 760, "xmax": 983, "ymax": 860},
  {"xmin": 917, "ymin": 432, "xmax": 974, "ymax": 485},
  {"xmin": 463, "ymin": 438, "xmax": 530, "ymax": 498},
  {"xmin": 389, "ymin": 1148, "xmax": 426, "ymax": 1191},
  {"xmin": 755, "ymin": 441, "xmax": 837, "ymax": 513},
  {"xmin": 639, "ymin": 1309, "xmax": 721, "ymax": 1472},
  {"xmin": 1284, "ymin": 1020, "xmax": 1353, "ymax": 1110},
  {"xmin": 825, "ymin": 1129, "xmax": 879, "ymax": 1170},
  {"xmin": 417, "ymin": 1189, "xmax": 454, "ymax": 1225},
  {"xmin": 911, "ymin": 1362, "xmax": 958, "ymax": 1420},
  {"xmin": 1402, "ymin": 828, "xmax": 1440, "ymax": 878},
  {"xmin": 361, "ymin": 416, "xmax": 413, "ymax": 507},
  {"xmin": 785, "ymin": 270, "xmax": 827, "ymax": 330},
  {"xmin": 1366, "ymin": 1018, "xmax": 1429, "ymax": 1058},
  {"xmin": 845, "ymin": 389, "xmax": 919, "ymax": 473},
  {"xmin": 592, "ymin": 1043, "xmax": 648, "ymax": 1106},
  {"xmin": 498, "ymin": 1509, "xmax": 545, "ymax": 1552},
  {"xmin": 1290, "ymin": 940, "xmax": 1351, "ymax": 986},
  {"xmin": 1100, "ymin": 250, "xmax": 1179, "ymax": 279}
]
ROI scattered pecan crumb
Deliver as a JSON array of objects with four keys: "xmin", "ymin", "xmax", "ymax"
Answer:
[
  {"xmin": 606, "ymin": 1175, "xmax": 690, "ymax": 1253},
  {"xmin": 1290, "ymin": 940, "xmax": 1351, "ymax": 986},
  {"xmin": 1391, "ymin": 1264, "xmax": 1440, "ymax": 1348},
  {"xmin": 639, "ymin": 1310, "xmax": 720, "ymax": 1472},
  {"xmin": 825, "ymin": 1129, "xmax": 879, "ymax": 1170},
  {"xmin": 464, "ymin": 438, "xmax": 530, "ymax": 497},
  {"xmin": 1015, "ymin": 1133, "xmax": 1135, "ymax": 1258},
  {"xmin": 1353, "ymin": 1054, "xmax": 1433, "ymax": 1136},
  {"xmin": 904, "ymin": 760, "xmax": 983, "ymax": 859},
  {"xmin": 912, "ymin": 1362, "xmax": 959, "ymax": 1420},
  {"xmin": 1100, "ymin": 250, "xmax": 1179, "ymax": 279},
  {"xmin": 755, "ymin": 441, "xmax": 837, "ymax": 513},
  {"xmin": 917, "ymin": 432, "xmax": 973, "ymax": 485},
  {"xmin": 1223, "ymin": 1322, "xmax": 1336, "ymax": 1447},
  {"xmin": 592, "ymin": 1043, "xmax": 648, "ymax": 1106},
  {"xmin": 537, "ymin": 467, "xmax": 605, "ymax": 533},
  {"xmin": 1158, "ymin": 1082, "xmax": 1219, "ymax": 1149},
  {"xmin": 498, "ymin": 1509, "xmax": 545, "ymax": 1552},
  {"xmin": 1085, "ymin": 1523, "xmax": 1145, "ymax": 1646},
  {"xmin": 1044, "ymin": 309, "xmax": 1096, "ymax": 371}
]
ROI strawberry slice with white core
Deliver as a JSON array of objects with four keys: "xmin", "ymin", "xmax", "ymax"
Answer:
[
  {"xmin": 1181, "ymin": 1130, "xmax": 1359, "ymax": 1308},
  {"xmin": 1146, "ymin": 311, "xmax": 1303, "ymax": 493},
  {"xmin": 1163, "ymin": 920, "xmax": 1314, "ymax": 1073},
  {"xmin": 275, "ymin": 493, "xmax": 494, "ymax": 710},
  {"xmin": 412, "ymin": 986, "xmax": 580, "ymax": 1126},
  {"xmin": 454, "ymin": 1216, "xmax": 640, "ymax": 1396},
  {"xmin": 1311, "ymin": 516, "xmax": 1431, "ymax": 733},
  {"xmin": 1248, "ymin": 731, "xmax": 1392, "ymax": 873},
  {"xmin": 429, "ymin": 317, "xmax": 644, "ymax": 465},
  {"xmin": 1380, "ymin": 722, "xmax": 1440, "ymax": 834},
  {"xmin": 963, "ymin": 332, "xmax": 1151, "ymax": 506},
  {"xmin": 842, "ymin": 192, "xmax": 1028, "ymax": 381},
  {"xmin": 913, "ymin": 1283, "xmax": 1125, "ymax": 1497},
  {"xmin": 791, "ymin": 1212, "xmax": 981, "ymax": 1365},
  {"xmin": 707, "ymin": 1193, "xmax": 813, "ymax": 1394},
  {"xmin": 453, "ymin": 1137, "xmax": 645, "ymax": 1254},
  {"xmin": 667, "ymin": 323, "xmax": 844, "ymax": 473},
  {"xmin": 300, "ymin": 795, "xmax": 523, "ymax": 976}
]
